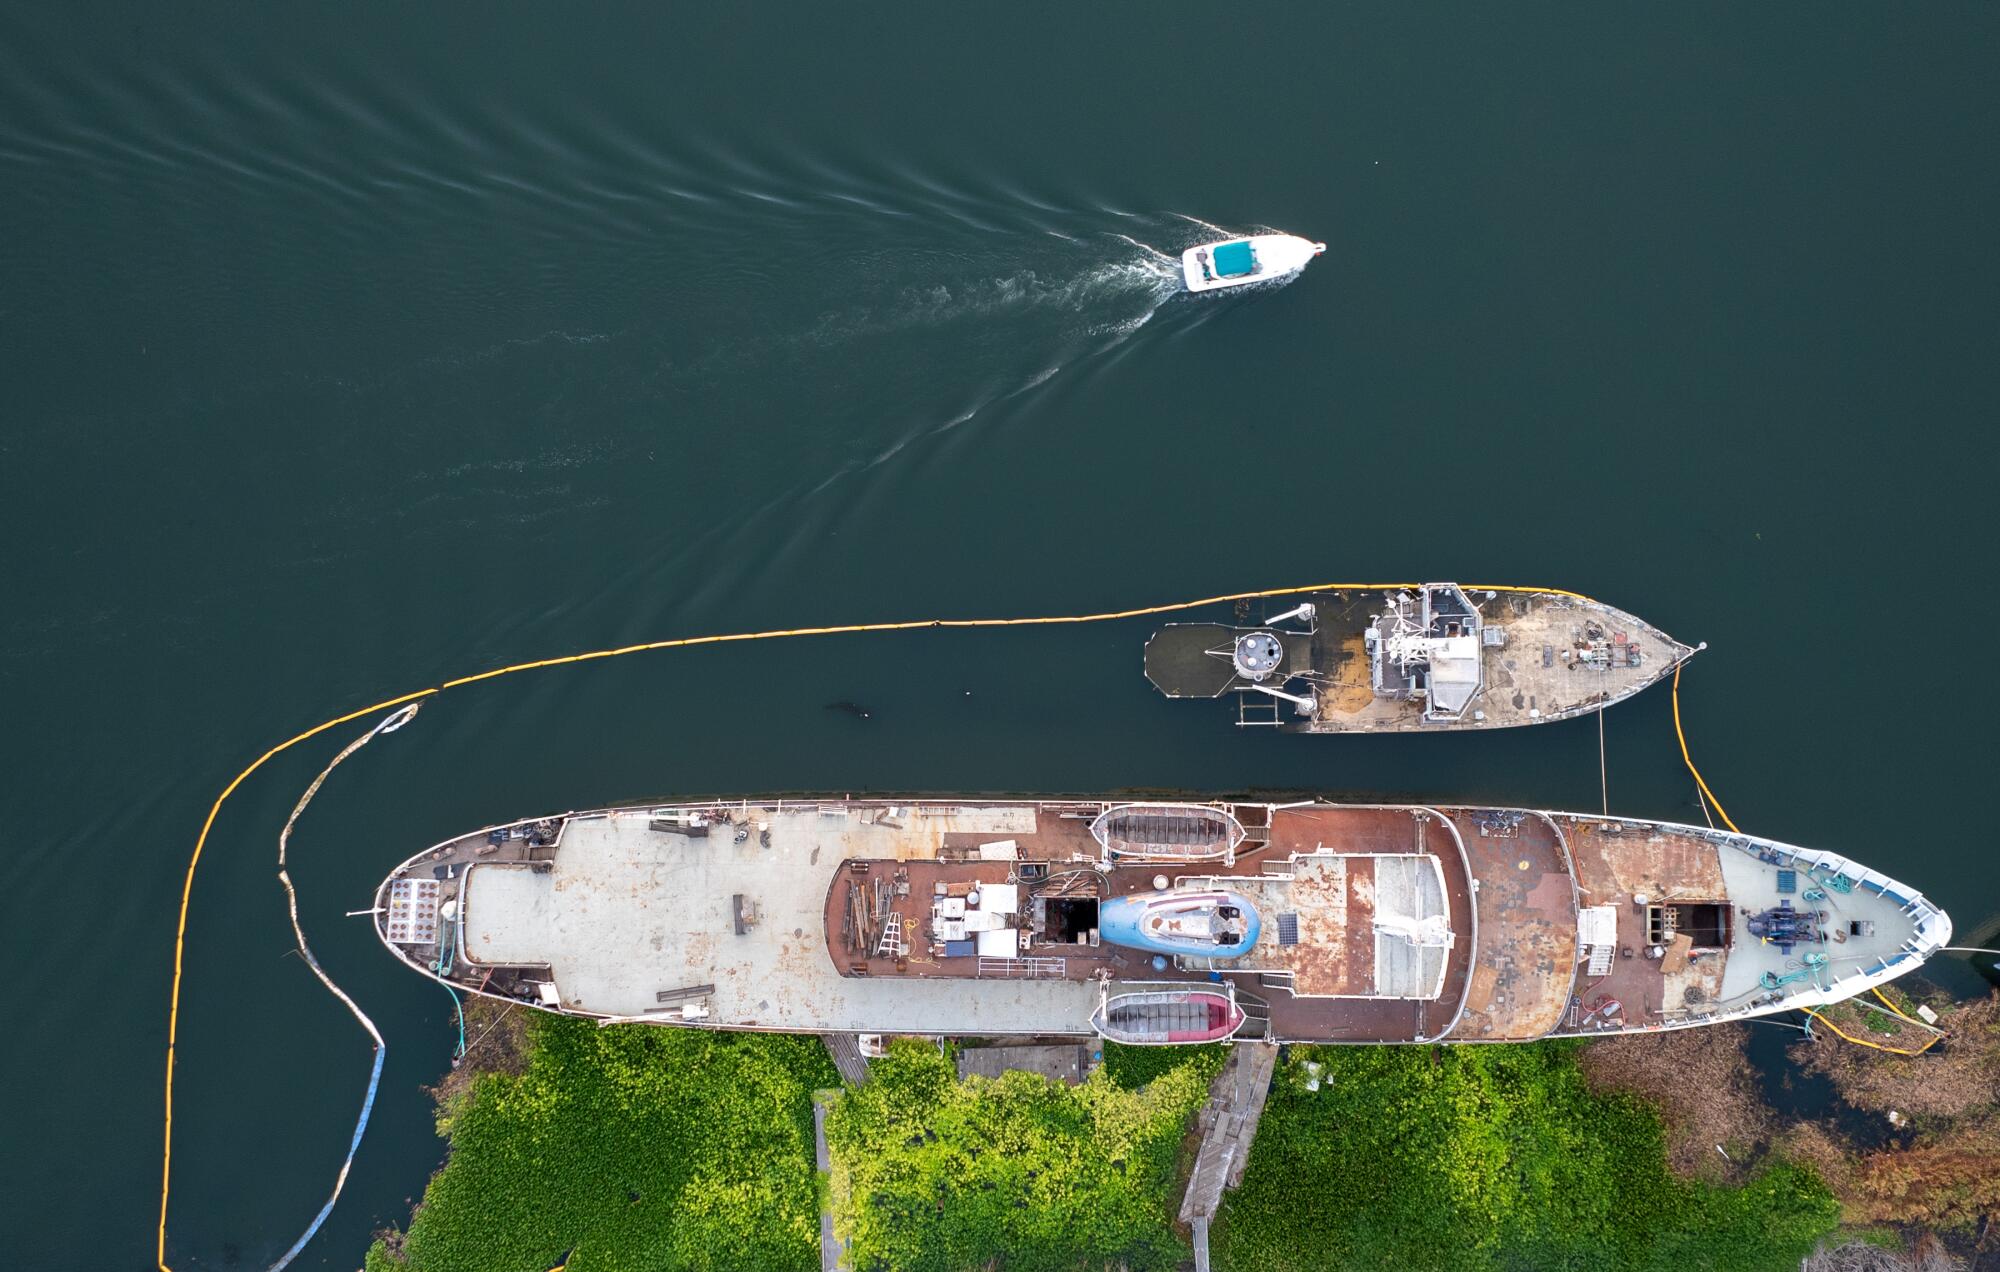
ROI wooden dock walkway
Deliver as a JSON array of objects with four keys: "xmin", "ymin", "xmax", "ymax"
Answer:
[
  {"xmin": 1179, "ymin": 1042, "xmax": 1280, "ymax": 1270},
  {"xmin": 812, "ymin": 1094, "xmax": 842, "ymax": 1272},
  {"xmin": 812, "ymin": 1036, "xmax": 881, "ymax": 1269},
  {"xmin": 821, "ymin": 1033, "xmax": 871, "ymax": 1085}
]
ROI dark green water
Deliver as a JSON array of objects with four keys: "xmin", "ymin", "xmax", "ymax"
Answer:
[{"xmin": 5, "ymin": 6, "xmax": 1996, "ymax": 1268}]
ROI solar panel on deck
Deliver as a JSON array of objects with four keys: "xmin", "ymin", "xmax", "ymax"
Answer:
[
  {"xmin": 1776, "ymin": 869, "xmax": 1797, "ymax": 894},
  {"xmin": 1277, "ymin": 912, "xmax": 1300, "ymax": 946}
]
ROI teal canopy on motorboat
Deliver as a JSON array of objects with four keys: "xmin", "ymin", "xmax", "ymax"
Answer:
[{"xmin": 1211, "ymin": 240, "xmax": 1257, "ymax": 278}]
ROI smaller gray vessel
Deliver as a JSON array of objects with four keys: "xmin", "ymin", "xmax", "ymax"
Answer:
[{"xmin": 1145, "ymin": 583, "xmax": 1695, "ymax": 731}]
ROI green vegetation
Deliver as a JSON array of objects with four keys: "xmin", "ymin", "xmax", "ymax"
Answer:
[
  {"xmin": 823, "ymin": 1040, "xmax": 1210, "ymax": 1272},
  {"xmin": 372, "ymin": 1021, "xmax": 1872, "ymax": 1272},
  {"xmin": 366, "ymin": 1016, "xmax": 836, "ymax": 1272},
  {"xmin": 1212, "ymin": 1041, "xmax": 1841, "ymax": 1272},
  {"xmin": 1099, "ymin": 1039, "xmax": 1227, "ymax": 1091}
]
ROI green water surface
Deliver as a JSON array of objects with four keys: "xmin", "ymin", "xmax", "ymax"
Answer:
[{"xmin": 3, "ymin": 6, "xmax": 1995, "ymax": 1267}]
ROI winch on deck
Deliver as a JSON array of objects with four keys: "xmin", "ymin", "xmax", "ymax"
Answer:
[{"xmin": 1747, "ymin": 899, "xmax": 1828, "ymax": 953}]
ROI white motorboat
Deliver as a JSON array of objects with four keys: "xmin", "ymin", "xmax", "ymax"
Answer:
[{"xmin": 1181, "ymin": 233, "xmax": 1325, "ymax": 293}]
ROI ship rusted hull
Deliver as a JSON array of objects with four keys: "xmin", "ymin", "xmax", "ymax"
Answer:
[
  {"xmin": 1145, "ymin": 585, "xmax": 1695, "ymax": 731},
  {"xmin": 375, "ymin": 797, "xmax": 1946, "ymax": 1046}
]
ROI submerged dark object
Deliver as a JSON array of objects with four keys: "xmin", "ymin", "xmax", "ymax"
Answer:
[{"xmin": 824, "ymin": 700, "xmax": 873, "ymax": 720}]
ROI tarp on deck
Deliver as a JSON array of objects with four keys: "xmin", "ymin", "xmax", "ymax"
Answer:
[{"xmin": 1212, "ymin": 240, "xmax": 1256, "ymax": 277}]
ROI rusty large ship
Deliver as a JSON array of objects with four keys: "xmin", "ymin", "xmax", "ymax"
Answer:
[
  {"xmin": 377, "ymin": 798, "xmax": 1947, "ymax": 1045},
  {"xmin": 1145, "ymin": 583, "xmax": 1695, "ymax": 730}
]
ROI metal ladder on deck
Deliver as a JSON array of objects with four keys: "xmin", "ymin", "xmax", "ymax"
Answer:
[
  {"xmin": 875, "ymin": 911, "xmax": 907, "ymax": 958},
  {"xmin": 1234, "ymin": 694, "xmax": 1283, "ymax": 727}
]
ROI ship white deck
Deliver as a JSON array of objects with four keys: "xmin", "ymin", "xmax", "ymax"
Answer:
[
  {"xmin": 1373, "ymin": 855, "xmax": 1452, "ymax": 998},
  {"xmin": 1712, "ymin": 840, "xmax": 1920, "ymax": 1006},
  {"xmin": 458, "ymin": 808, "xmax": 1098, "ymax": 1033}
]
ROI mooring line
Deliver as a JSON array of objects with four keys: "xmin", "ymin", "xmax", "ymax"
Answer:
[
  {"xmin": 157, "ymin": 580, "xmax": 1592, "ymax": 1270},
  {"xmin": 269, "ymin": 702, "xmax": 421, "ymax": 1270},
  {"xmin": 1670, "ymin": 663, "xmax": 1738, "ymax": 834},
  {"xmin": 1670, "ymin": 669, "xmax": 1961, "ymax": 1060},
  {"xmin": 159, "ymin": 689, "xmax": 437, "ymax": 1272},
  {"xmin": 1798, "ymin": 1004, "xmax": 1943, "ymax": 1057},
  {"xmin": 1596, "ymin": 706, "xmax": 1609, "ymax": 815}
]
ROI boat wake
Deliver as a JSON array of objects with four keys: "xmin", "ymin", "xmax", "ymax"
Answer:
[
  {"xmin": 22, "ymin": 53, "xmax": 1278, "ymax": 590},
  {"xmin": 804, "ymin": 247, "xmax": 1180, "ymax": 347}
]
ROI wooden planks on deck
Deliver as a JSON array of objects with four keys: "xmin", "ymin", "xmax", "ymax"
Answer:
[{"xmin": 954, "ymin": 1043, "xmax": 1089, "ymax": 1085}]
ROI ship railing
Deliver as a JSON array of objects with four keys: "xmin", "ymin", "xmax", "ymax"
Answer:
[
  {"xmin": 1105, "ymin": 842, "xmax": 1237, "ymax": 862},
  {"xmin": 1412, "ymin": 808, "xmax": 1478, "ymax": 1042},
  {"xmin": 1724, "ymin": 836, "xmax": 1948, "ymax": 950},
  {"xmin": 1045, "ymin": 802, "xmax": 1106, "ymax": 818},
  {"xmin": 977, "ymin": 956, "xmax": 1067, "ymax": 979}
]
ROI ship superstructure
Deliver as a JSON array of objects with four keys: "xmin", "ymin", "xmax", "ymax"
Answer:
[
  {"xmin": 1144, "ymin": 584, "xmax": 1696, "ymax": 730},
  {"xmin": 376, "ymin": 798, "xmax": 1947, "ymax": 1045}
]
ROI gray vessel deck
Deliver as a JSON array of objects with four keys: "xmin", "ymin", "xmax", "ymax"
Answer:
[
  {"xmin": 1145, "ymin": 587, "xmax": 1693, "ymax": 731},
  {"xmin": 459, "ymin": 808, "xmax": 1099, "ymax": 1032}
]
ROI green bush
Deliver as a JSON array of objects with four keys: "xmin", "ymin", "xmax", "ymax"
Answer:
[
  {"xmin": 1100, "ymin": 1040, "xmax": 1228, "ymax": 1091},
  {"xmin": 367, "ymin": 1017, "xmax": 837, "ymax": 1272},
  {"xmin": 1212, "ymin": 1041, "xmax": 1840, "ymax": 1272},
  {"xmin": 371, "ymin": 1025, "xmax": 1840, "ymax": 1272},
  {"xmin": 824, "ymin": 1040, "xmax": 1209, "ymax": 1272}
]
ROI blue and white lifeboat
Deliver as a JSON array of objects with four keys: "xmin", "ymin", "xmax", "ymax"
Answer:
[
  {"xmin": 1181, "ymin": 233, "xmax": 1325, "ymax": 293},
  {"xmin": 1099, "ymin": 889, "xmax": 1261, "ymax": 959}
]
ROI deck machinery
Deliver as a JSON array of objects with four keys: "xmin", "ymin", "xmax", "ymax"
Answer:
[{"xmin": 1143, "ymin": 583, "xmax": 1697, "ymax": 730}]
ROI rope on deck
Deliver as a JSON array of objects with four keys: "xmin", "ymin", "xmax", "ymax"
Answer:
[{"xmin": 157, "ymin": 579, "xmax": 1600, "ymax": 1269}]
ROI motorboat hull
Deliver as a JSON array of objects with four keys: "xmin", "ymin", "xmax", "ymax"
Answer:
[{"xmin": 1182, "ymin": 233, "xmax": 1325, "ymax": 292}]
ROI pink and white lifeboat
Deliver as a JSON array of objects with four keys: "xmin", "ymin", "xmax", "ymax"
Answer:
[{"xmin": 1091, "ymin": 988, "xmax": 1247, "ymax": 1046}]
